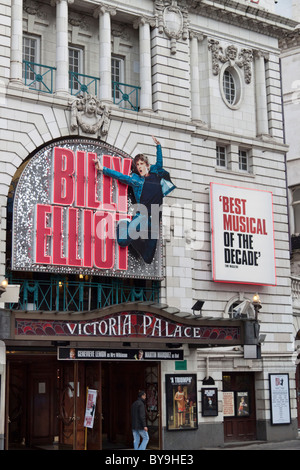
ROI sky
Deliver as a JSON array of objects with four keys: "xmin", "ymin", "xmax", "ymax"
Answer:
[{"xmin": 274, "ymin": 0, "xmax": 293, "ymax": 18}]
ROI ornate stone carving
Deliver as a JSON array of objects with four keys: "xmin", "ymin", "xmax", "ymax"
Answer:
[
  {"xmin": 112, "ymin": 22, "xmax": 131, "ymax": 42},
  {"xmin": 68, "ymin": 13, "xmax": 90, "ymax": 31},
  {"xmin": 208, "ymin": 39, "xmax": 253, "ymax": 84},
  {"xmin": 23, "ymin": 0, "xmax": 48, "ymax": 20},
  {"xmin": 70, "ymin": 95, "xmax": 110, "ymax": 137},
  {"xmin": 155, "ymin": 0, "xmax": 189, "ymax": 54}
]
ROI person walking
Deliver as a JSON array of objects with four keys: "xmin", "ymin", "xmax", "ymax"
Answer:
[{"xmin": 131, "ymin": 390, "xmax": 149, "ymax": 450}]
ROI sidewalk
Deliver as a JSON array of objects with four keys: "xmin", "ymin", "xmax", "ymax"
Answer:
[{"xmin": 205, "ymin": 435, "xmax": 300, "ymax": 450}]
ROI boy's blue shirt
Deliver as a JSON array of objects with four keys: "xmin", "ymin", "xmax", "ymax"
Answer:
[{"xmin": 102, "ymin": 144, "xmax": 176, "ymax": 204}]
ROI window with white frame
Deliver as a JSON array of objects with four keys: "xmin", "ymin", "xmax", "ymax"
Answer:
[
  {"xmin": 223, "ymin": 69, "xmax": 236, "ymax": 105},
  {"xmin": 69, "ymin": 46, "xmax": 83, "ymax": 92},
  {"xmin": 216, "ymin": 145, "xmax": 227, "ymax": 168},
  {"xmin": 220, "ymin": 65, "xmax": 243, "ymax": 109},
  {"xmin": 111, "ymin": 56, "xmax": 125, "ymax": 99},
  {"xmin": 239, "ymin": 149, "xmax": 249, "ymax": 172},
  {"xmin": 22, "ymin": 34, "xmax": 40, "ymax": 83}
]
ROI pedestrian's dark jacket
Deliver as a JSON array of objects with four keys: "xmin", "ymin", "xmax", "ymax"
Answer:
[{"xmin": 131, "ymin": 397, "xmax": 147, "ymax": 430}]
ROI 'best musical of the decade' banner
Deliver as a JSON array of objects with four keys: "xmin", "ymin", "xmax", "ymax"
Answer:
[{"xmin": 210, "ymin": 182, "xmax": 276, "ymax": 285}]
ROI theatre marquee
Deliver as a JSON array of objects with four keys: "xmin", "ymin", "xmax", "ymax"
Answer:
[{"xmin": 12, "ymin": 138, "xmax": 163, "ymax": 280}]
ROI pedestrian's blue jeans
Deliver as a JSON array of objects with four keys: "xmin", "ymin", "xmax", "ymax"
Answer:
[{"xmin": 132, "ymin": 429, "xmax": 149, "ymax": 450}]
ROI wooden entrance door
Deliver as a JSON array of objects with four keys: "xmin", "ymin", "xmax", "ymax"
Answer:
[
  {"xmin": 223, "ymin": 372, "xmax": 256, "ymax": 442},
  {"xmin": 101, "ymin": 361, "xmax": 161, "ymax": 449},
  {"xmin": 7, "ymin": 356, "xmax": 57, "ymax": 449},
  {"xmin": 29, "ymin": 369, "xmax": 56, "ymax": 446}
]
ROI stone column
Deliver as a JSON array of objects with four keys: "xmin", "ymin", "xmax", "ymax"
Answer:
[
  {"xmin": 190, "ymin": 31, "xmax": 205, "ymax": 124},
  {"xmin": 10, "ymin": 0, "xmax": 23, "ymax": 83},
  {"xmin": 254, "ymin": 50, "xmax": 269, "ymax": 138},
  {"xmin": 54, "ymin": 0, "xmax": 73, "ymax": 96},
  {"xmin": 94, "ymin": 4, "xmax": 116, "ymax": 103},
  {"xmin": 134, "ymin": 17, "xmax": 155, "ymax": 112}
]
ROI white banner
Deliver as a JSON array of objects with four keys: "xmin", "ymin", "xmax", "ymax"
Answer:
[
  {"xmin": 210, "ymin": 183, "xmax": 276, "ymax": 285},
  {"xmin": 84, "ymin": 389, "xmax": 97, "ymax": 428}
]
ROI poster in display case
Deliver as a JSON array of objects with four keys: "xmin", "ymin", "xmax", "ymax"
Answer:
[
  {"xmin": 269, "ymin": 374, "xmax": 291, "ymax": 425},
  {"xmin": 166, "ymin": 374, "xmax": 198, "ymax": 431},
  {"xmin": 201, "ymin": 388, "xmax": 218, "ymax": 416}
]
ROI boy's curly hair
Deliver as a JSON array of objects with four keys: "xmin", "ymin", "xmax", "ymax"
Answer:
[{"xmin": 132, "ymin": 154, "xmax": 150, "ymax": 174}]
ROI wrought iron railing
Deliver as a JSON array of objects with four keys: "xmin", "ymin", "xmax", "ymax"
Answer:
[
  {"xmin": 69, "ymin": 71, "xmax": 100, "ymax": 96},
  {"xmin": 22, "ymin": 62, "xmax": 141, "ymax": 112},
  {"xmin": 6, "ymin": 278, "xmax": 160, "ymax": 312},
  {"xmin": 23, "ymin": 60, "xmax": 56, "ymax": 94},
  {"xmin": 112, "ymin": 81, "xmax": 140, "ymax": 111}
]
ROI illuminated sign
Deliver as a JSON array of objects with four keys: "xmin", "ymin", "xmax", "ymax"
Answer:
[
  {"xmin": 12, "ymin": 139, "xmax": 163, "ymax": 279},
  {"xmin": 210, "ymin": 182, "xmax": 276, "ymax": 285},
  {"xmin": 15, "ymin": 311, "xmax": 241, "ymax": 344}
]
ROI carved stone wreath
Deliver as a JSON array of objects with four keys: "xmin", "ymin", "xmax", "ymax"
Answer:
[
  {"xmin": 156, "ymin": 0, "xmax": 189, "ymax": 54},
  {"xmin": 208, "ymin": 39, "xmax": 253, "ymax": 84}
]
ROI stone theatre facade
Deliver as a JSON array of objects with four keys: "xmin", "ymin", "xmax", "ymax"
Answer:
[{"xmin": 0, "ymin": 0, "xmax": 298, "ymax": 450}]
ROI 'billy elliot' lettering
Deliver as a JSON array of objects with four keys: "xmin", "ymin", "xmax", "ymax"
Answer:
[{"xmin": 34, "ymin": 147, "xmax": 132, "ymax": 270}]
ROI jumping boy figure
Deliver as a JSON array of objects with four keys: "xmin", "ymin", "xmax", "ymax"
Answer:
[{"xmin": 94, "ymin": 136, "xmax": 175, "ymax": 264}]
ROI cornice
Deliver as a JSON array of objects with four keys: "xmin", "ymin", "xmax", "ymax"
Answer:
[
  {"xmin": 279, "ymin": 27, "xmax": 300, "ymax": 50},
  {"xmin": 185, "ymin": 0, "xmax": 298, "ymax": 39}
]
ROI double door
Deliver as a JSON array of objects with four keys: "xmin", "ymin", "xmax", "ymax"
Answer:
[{"xmin": 6, "ymin": 355, "xmax": 161, "ymax": 450}]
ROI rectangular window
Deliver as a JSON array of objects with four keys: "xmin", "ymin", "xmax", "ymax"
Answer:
[
  {"xmin": 112, "ymin": 56, "xmax": 124, "ymax": 99},
  {"xmin": 22, "ymin": 35, "xmax": 40, "ymax": 83},
  {"xmin": 69, "ymin": 47, "xmax": 83, "ymax": 92},
  {"xmin": 239, "ymin": 149, "xmax": 248, "ymax": 172},
  {"xmin": 216, "ymin": 146, "xmax": 227, "ymax": 168}
]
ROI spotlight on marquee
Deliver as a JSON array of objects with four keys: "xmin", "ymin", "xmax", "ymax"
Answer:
[
  {"xmin": 252, "ymin": 293, "xmax": 262, "ymax": 321},
  {"xmin": 192, "ymin": 300, "xmax": 205, "ymax": 317},
  {"xmin": 0, "ymin": 279, "xmax": 8, "ymax": 297}
]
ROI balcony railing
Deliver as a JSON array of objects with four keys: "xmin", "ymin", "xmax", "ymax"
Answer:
[
  {"xmin": 22, "ymin": 62, "xmax": 141, "ymax": 112},
  {"xmin": 112, "ymin": 81, "xmax": 141, "ymax": 111},
  {"xmin": 69, "ymin": 71, "xmax": 100, "ymax": 96},
  {"xmin": 23, "ymin": 60, "xmax": 56, "ymax": 94},
  {"xmin": 6, "ymin": 278, "xmax": 160, "ymax": 312}
]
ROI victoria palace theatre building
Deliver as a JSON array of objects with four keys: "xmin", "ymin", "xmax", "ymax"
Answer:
[{"xmin": 0, "ymin": 0, "xmax": 299, "ymax": 450}]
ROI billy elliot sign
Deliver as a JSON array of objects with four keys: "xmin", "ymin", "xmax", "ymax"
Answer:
[
  {"xmin": 12, "ymin": 139, "xmax": 163, "ymax": 279},
  {"xmin": 210, "ymin": 182, "xmax": 276, "ymax": 285}
]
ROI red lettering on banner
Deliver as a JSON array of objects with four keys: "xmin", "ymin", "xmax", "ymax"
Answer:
[
  {"xmin": 68, "ymin": 207, "xmax": 82, "ymax": 267},
  {"xmin": 53, "ymin": 206, "xmax": 67, "ymax": 265},
  {"xmin": 35, "ymin": 204, "xmax": 52, "ymax": 263},
  {"xmin": 116, "ymin": 213, "xmax": 130, "ymax": 271},
  {"xmin": 53, "ymin": 147, "xmax": 75, "ymax": 205},
  {"xmin": 83, "ymin": 210, "xmax": 93, "ymax": 268},
  {"xmin": 102, "ymin": 155, "xmax": 132, "ymax": 213},
  {"xmin": 76, "ymin": 151, "xmax": 86, "ymax": 207},
  {"xmin": 34, "ymin": 147, "xmax": 133, "ymax": 271},
  {"xmin": 103, "ymin": 155, "xmax": 117, "ymax": 211},
  {"xmin": 94, "ymin": 211, "xmax": 115, "ymax": 269},
  {"xmin": 222, "ymin": 196, "xmax": 246, "ymax": 215},
  {"xmin": 87, "ymin": 152, "xmax": 101, "ymax": 209}
]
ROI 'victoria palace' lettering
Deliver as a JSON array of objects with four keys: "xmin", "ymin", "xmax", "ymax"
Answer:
[{"xmin": 15, "ymin": 311, "xmax": 240, "ymax": 343}]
